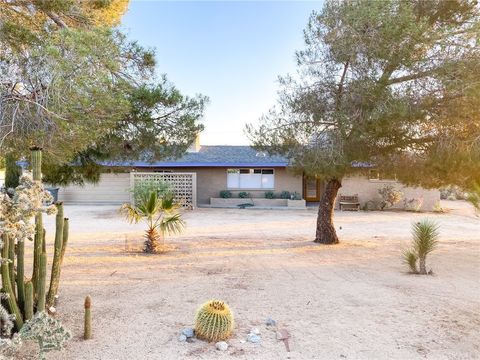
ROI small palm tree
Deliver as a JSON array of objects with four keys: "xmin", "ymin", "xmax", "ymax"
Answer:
[
  {"xmin": 403, "ymin": 219, "xmax": 439, "ymax": 275},
  {"xmin": 120, "ymin": 190, "xmax": 185, "ymax": 253}
]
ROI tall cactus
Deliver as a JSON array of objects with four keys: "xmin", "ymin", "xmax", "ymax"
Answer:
[
  {"xmin": 8, "ymin": 236, "xmax": 16, "ymax": 298},
  {"xmin": 60, "ymin": 218, "xmax": 69, "ymax": 266},
  {"xmin": 47, "ymin": 203, "xmax": 65, "ymax": 308},
  {"xmin": 16, "ymin": 238, "xmax": 25, "ymax": 312},
  {"xmin": 1, "ymin": 147, "xmax": 70, "ymax": 333},
  {"xmin": 31, "ymin": 147, "xmax": 43, "ymax": 297},
  {"xmin": 1, "ymin": 233, "xmax": 23, "ymax": 331},
  {"xmin": 24, "ymin": 281, "xmax": 34, "ymax": 321},
  {"xmin": 36, "ymin": 253, "xmax": 47, "ymax": 312}
]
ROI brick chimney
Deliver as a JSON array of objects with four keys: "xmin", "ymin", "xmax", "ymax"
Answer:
[{"xmin": 187, "ymin": 133, "xmax": 201, "ymax": 153}]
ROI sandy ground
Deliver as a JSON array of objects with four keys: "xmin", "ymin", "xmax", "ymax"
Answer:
[{"xmin": 16, "ymin": 201, "xmax": 480, "ymax": 360}]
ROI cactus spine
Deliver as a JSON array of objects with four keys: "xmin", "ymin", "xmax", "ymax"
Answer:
[
  {"xmin": 84, "ymin": 295, "xmax": 92, "ymax": 340},
  {"xmin": 46, "ymin": 203, "xmax": 64, "ymax": 308},
  {"xmin": 1, "ymin": 233, "xmax": 23, "ymax": 330},
  {"xmin": 194, "ymin": 300, "xmax": 234, "ymax": 342},
  {"xmin": 24, "ymin": 281, "xmax": 34, "ymax": 321}
]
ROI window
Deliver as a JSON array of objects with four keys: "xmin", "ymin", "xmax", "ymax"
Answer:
[{"xmin": 227, "ymin": 169, "xmax": 275, "ymax": 189}]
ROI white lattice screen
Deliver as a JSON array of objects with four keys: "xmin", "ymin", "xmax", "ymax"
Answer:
[{"xmin": 130, "ymin": 172, "xmax": 197, "ymax": 209}]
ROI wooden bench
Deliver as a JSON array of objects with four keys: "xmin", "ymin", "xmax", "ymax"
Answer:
[{"xmin": 339, "ymin": 194, "xmax": 360, "ymax": 211}]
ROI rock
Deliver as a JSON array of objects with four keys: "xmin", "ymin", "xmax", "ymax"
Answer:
[
  {"xmin": 178, "ymin": 334, "xmax": 187, "ymax": 342},
  {"xmin": 250, "ymin": 327, "xmax": 260, "ymax": 335},
  {"xmin": 265, "ymin": 317, "xmax": 276, "ymax": 326},
  {"xmin": 247, "ymin": 333, "xmax": 261, "ymax": 343},
  {"xmin": 182, "ymin": 328, "xmax": 195, "ymax": 338},
  {"xmin": 215, "ymin": 341, "xmax": 229, "ymax": 351}
]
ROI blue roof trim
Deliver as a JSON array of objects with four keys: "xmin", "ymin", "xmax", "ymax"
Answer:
[{"xmin": 100, "ymin": 161, "xmax": 288, "ymax": 168}]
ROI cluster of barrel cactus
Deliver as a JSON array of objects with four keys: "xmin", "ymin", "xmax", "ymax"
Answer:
[
  {"xmin": 194, "ymin": 300, "xmax": 234, "ymax": 342},
  {"xmin": 0, "ymin": 148, "xmax": 69, "ymax": 333}
]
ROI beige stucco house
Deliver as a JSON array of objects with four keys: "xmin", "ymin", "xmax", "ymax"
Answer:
[{"xmin": 56, "ymin": 144, "xmax": 440, "ymax": 210}]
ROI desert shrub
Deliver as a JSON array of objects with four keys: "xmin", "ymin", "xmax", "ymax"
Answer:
[
  {"xmin": 264, "ymin": 191, "xmax": 275, "ymax": 199},
  {"xmin": 279, "ymin": 190, "xmax": 291, "ymax": 199},
  {"xmin": 0, "ymin": 297, "xmax": 14, "ymax": 338},
  {"xmin": 18, "ymin": 312, "xmax": 71, "ymax": 360},
  {"xmin": 362, "ymin": 200, "xmax": 379, "ymax": 211},
  {"xmin": 440, "ymin": 186, "xmax": 468, "ymax": 200},
  {"xmin": 219, "ymin": 190, "xmax": 232, "ymax": 198},
  {"xmin": 403, "ymin": 219, "xmax": 439, "ymax": 275},
  {"xmin": 403, "ymin": 196, "xmax": 423, "ymax": 212},
  {"xmin": 378, "ymin": 185, "xmax": 403, "ymax": 210},
  {"xmin": 238, "ymin": 191, "xmax": 250, "ymax": 198},
  {"xmin": 291, "ymin": 191, "xmax": 302, "ymax": 200},
  {"xmin": 433, "ymin": 201, "xmax": 444, "ymax": 213},
  {"xmin": 466, "ymin": 182, "xmax": 480, "ymax": 213}
]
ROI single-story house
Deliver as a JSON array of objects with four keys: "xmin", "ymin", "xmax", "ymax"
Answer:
[{"xmin": 56, "ymin": 142, "xmax": 440, "ymax": 210}]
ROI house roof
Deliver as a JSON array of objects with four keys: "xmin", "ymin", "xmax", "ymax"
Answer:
[{"xmin": 100, "ymin": 146, "xmax": 289, "ymax": 168}]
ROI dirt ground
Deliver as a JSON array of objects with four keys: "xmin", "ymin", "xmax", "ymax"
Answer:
[{"xmin": 18, "ymin": 201, "xmax": 480, "ymax": 360}]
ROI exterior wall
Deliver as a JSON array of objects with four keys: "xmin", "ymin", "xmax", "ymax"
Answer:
[
  {"xmin": 136, "ymin": 167, "xmax": 303, "ymax": 205},
  {"xmin": 337, "ymin": 175, "xmax": 440, "ymax": 211},
  {"xmin": 56, "ymin": 167, "xmax": 302, "ymax": 206},
  {"xmin": 57, "ymin": 172, "xmax": 130, "ymax": 204}
]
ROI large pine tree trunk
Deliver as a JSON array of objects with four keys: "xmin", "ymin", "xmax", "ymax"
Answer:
[{"xmin": 315, "ymin": 178, "xmax": 342, "ymax": 244}]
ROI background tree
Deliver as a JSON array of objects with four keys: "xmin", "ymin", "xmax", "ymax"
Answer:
[
  {"xmin": 0, "ymin": 0, "xmax": 128, "ymax": 44},
  {"xmin": 1, "ymin": 0, "xmax": 207, "ymax": 184},
  {"xmin": 247, "ymin": 0, "xmax": 480, "ymax": 244},
  {"xmin": 41, "ymin": 81, "xmax": 207, "ymax": 186},
  {"xmin": 0, "ymin": 0, "xmax": 136, "ymax": 161},
  {"xmin": 0, "ymin": 28, "xmax": 152, "ymax": 161}
]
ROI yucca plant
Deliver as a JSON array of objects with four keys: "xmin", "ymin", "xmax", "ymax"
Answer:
[
  {"xmin": 403, "ymin": 249, "xmax": 418, "ymax": 274},
  {"xmin": 120, "ymin": 190, "xmax": 185, "ymax": 253},
  {"xmin": 403, "ymin": 219, "xmax": 439, "ymax": 275},
  {"xmin": 466, "ymin": 181, "xmax": 480, "ymax": 215}
]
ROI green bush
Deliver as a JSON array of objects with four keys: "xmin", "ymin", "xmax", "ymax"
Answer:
[
  {"xmin": 219, "ymin": 190, "xmax": 232, "ymax": 198},
  {"xmin": 279, "ymin": 191, "xmax": 291, "ymax": 199},
  {"xmin": 238, "ymin": 191, "xmax": 250, "ymax": 198},
  {"xmin": 292, "ymin": 191, "xmax": 302, "ymax": 200},
  {"xmin": 133, "ymin": 181, "xmax": 170, "ymax": 205},
  {"xmin": 264, "ymin": 191, "xmax": 275, "ymax": 199}
]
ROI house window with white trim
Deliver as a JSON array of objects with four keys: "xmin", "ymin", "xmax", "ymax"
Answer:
[{"xmin": 227, "ymin": 169, "xmax": 275, "ymax": 189}]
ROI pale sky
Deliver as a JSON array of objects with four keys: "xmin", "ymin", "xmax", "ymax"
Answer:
[{"xmin": 122, "ymin": 1, "xmax": 323, "ymax": 145}]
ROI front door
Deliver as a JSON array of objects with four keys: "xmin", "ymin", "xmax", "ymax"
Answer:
[{"xmin": 303, "ymin": 177, "xmax": 321, "ymax": 202}]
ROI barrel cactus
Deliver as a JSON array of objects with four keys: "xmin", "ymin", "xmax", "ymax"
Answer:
[{"xmin": 194, "ymin": 300, "xmax": 234, "ymax": 342}]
